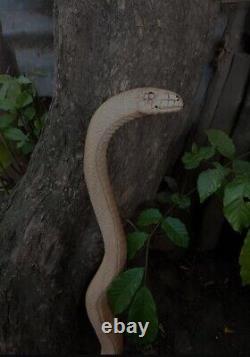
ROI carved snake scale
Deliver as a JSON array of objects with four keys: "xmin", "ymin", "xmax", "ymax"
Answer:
[{"xmin": 84, "ymin": 88, "xmax": 183, "ymax": 354}]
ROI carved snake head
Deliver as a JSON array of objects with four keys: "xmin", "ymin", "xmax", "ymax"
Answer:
[{"xmin": 137, "ymin": 88, "xmax": 183, "ymax": 115}]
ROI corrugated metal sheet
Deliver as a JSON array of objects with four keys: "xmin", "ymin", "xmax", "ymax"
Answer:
[{"xmin": 0, "ymin": 0, "xmax": 54, "ymax": 97}]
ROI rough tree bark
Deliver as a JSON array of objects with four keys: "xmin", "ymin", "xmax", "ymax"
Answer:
[{"xmin": 0, "ymin": 0, "xmax": 223, "ymax": 354}]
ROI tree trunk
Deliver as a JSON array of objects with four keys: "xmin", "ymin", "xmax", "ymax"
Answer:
[{"xmin": 0, "ymin": 0, "xmax": 223, "ymax": 354}]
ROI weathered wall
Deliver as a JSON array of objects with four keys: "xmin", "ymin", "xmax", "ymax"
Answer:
[{"xmin": 0, "ymin": 0, "xmax": 54, "ymax": 96}]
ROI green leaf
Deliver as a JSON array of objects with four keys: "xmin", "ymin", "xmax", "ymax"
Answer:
[
  {"xmin": 223, "ymin": 177, "xmax": 250, "ymax": 232},
  {"xmin": 127, "ymin": 232, "xmax": 149, "ymax": 260},
  {"xmin": 182, "ymin": 145, "xmax": 215, "ymax": 170},
  {"xmin": 128, "ymin": 287, "xmax": 158, "ymax": 345},
  {"xmin": 197, "ymin": 163, "xmax": 230, "ymax": 203},
  {"xmin": 137, "ymin": 209, "xmax": 163, "ymax": 227},
  {"xmin": 16, "ymin": 92, "xmax": 33, "ymax": 108},
  {"xmin": 6, "ymin": 81, "xmax": 21, "ymax": 102},
  {"xmin": 0, "ymin": 83, "xmax": 10, "ymax": 99},
  {"xmin": 17, "ymin": 75, "xmax": 32, "ymax": 84},
  {"xmin": 21, "ymin": 142, "xmax": 34, "ymax": 155},
  {"xmin": 0, "ymin": 143, "xmax": 12, "ymax": 169},
  {"xmin": 233, "ymin": 160, "xmax": 250, "ymax": 178},
  {"xmin": 4, "ymin": 128, "xmax": 28, "ymax": 142},
  {"xmin": 171, "ymin": 193, "xmax": 191, "ymax": 209},
  {"xmin": 207, "ymin": 129, "xmax": 235, "ymax": 159},
  {"xmin": 239, "ymin": 230, "xmax": 250, "ymax": 286},
  {"xmin": 16, "ymin": 141, "xmax": 25, "ymax": 148},
  {"xmin": 23, "ymin": 106, "xmax": 36, "ymax": 120},
  {"xmin": 34, "ymin": 128, "xmax": 41, "ymax": 138},
  {"xmin": 224, "ymin": 199, "xmax": 250, "ymax": 232},
  {"xmin": 107, "ymin": 268, "xmax": 144, "ymax": 315},
  {"xmin": 26, "ymin": 83, "xmax": 37, "ymax": 97},
  {"xmin": 0, "ymin": 114, "xmax": 15, "ymax": 129},
  {"xmin": 224, "ymin": 177, "xmax": 250, "ymax": 206},
  {"xmin": 161, "ymin": 216, "xmax": 189, "ymax": 248},
  {"xmin": 0, "ymin": 98, "xmax": 16, "ymax": 111},
  {"xmin": 34, "ymin": 119, "xmax": 43, "ymax": 129},
  {"xmin": 0, "ymin": 74, "xmax": 12, "ymax": 83},
  {"xmin": 40, "ymin": 112, "xmax": 48, "ymax": 123},
  {"xmin": 199, "ymin": 146, "xmax": 216, "ymax": 160}
]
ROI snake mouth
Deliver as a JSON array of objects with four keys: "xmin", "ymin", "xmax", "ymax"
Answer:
[{"xmin": 157, "ymin": 98, "xmax": 184, "ymax": 111}]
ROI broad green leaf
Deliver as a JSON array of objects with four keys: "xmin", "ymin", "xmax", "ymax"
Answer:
[
  {"xmin": 6, "ymin": 81, "xmax": 21, "ymax": 102},
  {"xmin": 40, "ymin": 112, "xmax": 48, "ymax": 123},
  {"xmin": 182, "ymin": 152, "xmax": 200, "ymax": 170},
  {"xmin": 16, "ymin": 92, "xmax": 33, "ymax": 108},
  {"xmin": 17, "ymin": 75, "xmax": 32, "ymax": 85},
  {"xmin": 161, "ymin": 216, "xmax": 189, "ymax": 248},
  {"xmin": 16, "ymin": 141, "xmax": 25, "ymax": 148},
  {"xmin": 233, "ymin": 160, "xmax": 250, "ymax": 178},
  {"xmin": 0, "ymin": 114, "xmax": 15, "ymax": 129},
  {"xmin": 0, "ymin": 98, "xmax": 16, "ymax": 111},
  {"xmin": 128, "ymin": 287, "xmax": 158, "ymax": 345},
  {"xmin": 224, "ymin": 199, "xmax": 250, "ymax": 232},
  {"xmin": 239, "ymin": 230, "xmax": 250, "ymax": 285},
  {"xmin": 0, "ymin": 74, "xmax": 12, "ymax": 83},
  {"xmin": 224, "ymin": 177, "xmax": 250, "ymax": 206},
  {"xmin": 107, "ymin": 268, "xmax": 144, "ymax": 315},
  {"xmin": 223, "ymin": 177, "xmax": 250, "ymax": 232},
  {"xmin": 0, "ymin": 143, "xmax": 12, "ymax": 169},
  {"xmin": 34, "ymin": 119, "xmax": 43, "ymax": 129},
  {"xmin": 4, "ymin": 128, "xmax": 28, "ymax": 142},
  {"xmin": 182, "ymin": 145, "xmax": 215, "ymax": 170},
  {"xmin": 171, "ymin": 193, "xmax": 191, "ymax": 209},
  {"xmin": 23, "ymin": 106, "xmax": 36, "ymax": 120},
  {"xmin": 26, "ymin": 83, "xmax": 37, "ymax": 97},
  {"xmin": 197, "ymin": 163, "xmax": 230, "ymax": 203},
  {"xmin": 137, "ymin": 209, "xmax": 163, "ymax": 227},
  {"xmin": 21, "ymin": 142, "xmax": 34, "ymax": 155},
  {"xmin": 34, "ymin": 128, "xmax": 41, "ymax": 138},
  {"xmin": 127, "ymin": 232, "xmax": 149, "ymax": 260},
  {"xmin": 207, "ymin": 129, "xmax": 235, "ymax": 159},
  {"xmin": 0, "ymin": 83, "xmax": 10, "ymax": 99},
  {"xmin": 199, "ymin": 146, "xmax": 216, "ymax": 160}
]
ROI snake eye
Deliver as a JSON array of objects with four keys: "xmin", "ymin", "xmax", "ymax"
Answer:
[
  {"xmin": 148, "ymin": 92, "xmax": 155, "ymax": 100},
  {"xmin": 144, "ymin": 92, "xmax": 155, "ymax": 101}
]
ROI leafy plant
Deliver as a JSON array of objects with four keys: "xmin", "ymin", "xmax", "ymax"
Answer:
[
  {"xmin": 0, "ymin": 74, "xmax": 47, "ymax": 191},
  {"xmin": 107, "ymin": 129, "xmax": 250, "ymax": 348},
  {"xmin": 108, "ymin": 208, "xmax": 190, "ymax": 345},
  {"xmin": 183, "ymin": 129, "xmax": 250, "ymax": 285}
]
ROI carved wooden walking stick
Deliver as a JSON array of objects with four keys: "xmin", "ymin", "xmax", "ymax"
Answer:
[{"xmin": 84, "ymin": 88, "xmax": 183, "ymax": 354}]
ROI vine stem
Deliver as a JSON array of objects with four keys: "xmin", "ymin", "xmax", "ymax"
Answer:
[
  {"xmin": 126, "ymin": 219, "xmax": 138, "ymax": 231},
  {"xmin": 143, "ymin": 187, "xmax": 197, "ymax": 284},
  {"xmin": 234, "ymin": 150, "xmax": 250, "ymax": 161}
]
